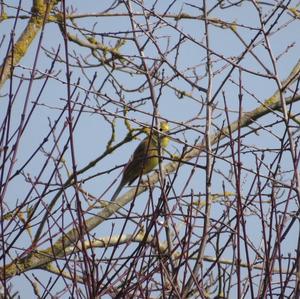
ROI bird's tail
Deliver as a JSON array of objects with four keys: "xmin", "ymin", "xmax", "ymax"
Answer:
[{"xmin": 110, "ymin": 182, "xmax": 124, "ymax": 202}]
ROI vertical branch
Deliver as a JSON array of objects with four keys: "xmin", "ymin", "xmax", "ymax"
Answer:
[
  {"xmin": 60, "ymin": 1, "xmax": 95, "ymax": 296},
  {"xmin": 238, "ymin": 69, "xmax": 255, "ymax": 298},
  {"xmin": 183, "ymin": 0, "xmax": 212, "ymax": 296}
]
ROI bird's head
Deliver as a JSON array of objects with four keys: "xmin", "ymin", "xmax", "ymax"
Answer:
[
  {"xmin": 159, "ymin": 121, "xmax": 169, "ymax": 133},
  {"xmin": 159, "ymin": 121, "xmax": 170, "ymax": 147}
]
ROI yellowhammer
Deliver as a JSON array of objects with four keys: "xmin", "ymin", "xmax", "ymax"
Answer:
[{"xmin": 111, "ymin": 121, "xmax": 170, "ymax": 202}]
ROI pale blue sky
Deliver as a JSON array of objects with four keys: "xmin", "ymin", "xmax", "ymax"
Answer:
[{"xmin": 1, "ymin": 1, "xmax": 300, "ymax": 297}]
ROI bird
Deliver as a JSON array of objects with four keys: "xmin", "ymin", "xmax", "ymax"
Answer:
[{"xmin": 110, "ymin": 121, "xmax": 170, "ymax": 202}]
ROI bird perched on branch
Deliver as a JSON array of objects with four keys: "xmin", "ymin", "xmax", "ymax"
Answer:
[{"xmin": 111, "ymin": 121, "xmax": 170, "ymax": 202}]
